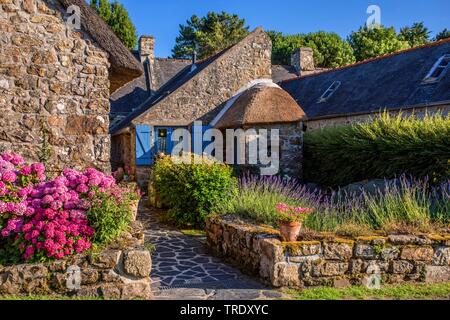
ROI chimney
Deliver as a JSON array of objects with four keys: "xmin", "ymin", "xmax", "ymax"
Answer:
[
  {"xmin": 139, "ymin": 36, "xmax": 156, "ymax": 94},
  {"xmin": 190, "ymin": 50, "xmax": 198, "ymax": 72},
  {"xmin": 192, "ymin": 50, "xmax": 197, "ymax": 65},
  {"xmin": 138, "ymin": 35, "xmax": 154, "ymax": 63},
  {"xmin": 291, "ymin": 47, "xmax": 315, "ymax": 76}
]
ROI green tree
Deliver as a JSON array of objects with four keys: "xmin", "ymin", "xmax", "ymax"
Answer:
[
  {"xmin": 90, "ymin": 0, "xmax": 137, "ymax": 50},
  {"xmin": 172, "ymin": 11, "xmax": 250, "ymax": 59},
  {"xmin": 268, "ymin": 31, "xmax": 355, "ymax": 68},
  {"xmin": 399, "ymin": 22, "xmax": 430, "ymax": 47},
  {"xmin": 348, "ymin": 26, "xmax": 410, "ymax": 61},
  {"xmin": 268, "ymin": 31, "xmax": 303, "ymax": 65},
  {"xmin": 303, "ymin": 32, "xmax": 355, "ymax": 68},
  {"xmin": 435, "ymin": 28, "xmax": 450, "ymax": 41}
]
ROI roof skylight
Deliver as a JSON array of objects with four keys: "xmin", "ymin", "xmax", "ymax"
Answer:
[
  {"xmin": 317, "ymin": 81, "xmax": 341, "ymax": 103},
  {"xmin": 423, "ymin": 54, "xmax": 450, "ymax": 83}
]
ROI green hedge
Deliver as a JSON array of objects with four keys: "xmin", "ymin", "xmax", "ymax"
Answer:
[
  {"xmin": 152, "ymin": 155, "xmax": 237, "ymax": 227},
  {"xmin": 304, "ymin": 112, "xmax": 450, "ymax": 186}
]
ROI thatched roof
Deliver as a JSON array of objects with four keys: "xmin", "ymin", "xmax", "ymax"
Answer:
[
  {"xmin": 214, "ymin": 85, "xmax": 307, "ymax": 129},
  {"xmin": 58, "ymin": 0, "xmax": 143, "ymax": 92}
]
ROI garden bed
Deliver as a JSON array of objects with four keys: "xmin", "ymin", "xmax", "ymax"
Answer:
[
  {"xmin": 0, "ymin": 221, "xmax": 152, "ymax": 299},
  {"xmin": 206, "ymin": 215, "xmax": 450, "ymax": 289}
]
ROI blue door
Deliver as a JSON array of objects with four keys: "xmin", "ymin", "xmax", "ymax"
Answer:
[{"xmin": 135, "ymin": 124, "xmax": 152, "ymax": 166}]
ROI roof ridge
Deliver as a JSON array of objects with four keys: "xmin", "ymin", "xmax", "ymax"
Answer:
[
  {"xmin": 280, "ymin": 37, "xmax": 450, "ymax": 84},
  {"xmin": 155, "ymin": 57, "xmax": 191, "ymax": 62}
]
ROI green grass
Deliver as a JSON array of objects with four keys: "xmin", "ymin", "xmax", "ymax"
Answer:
[
  {"xmin": 180, "ymin": 229, "xmax": 206, "ymax": 237},
  {"xmin": 286, "ymin": 282, "xmax": 450, "ymax": 300},
  {"xmin": 0, "ymin": 295, "xmax": 104, "ymax": 300}
]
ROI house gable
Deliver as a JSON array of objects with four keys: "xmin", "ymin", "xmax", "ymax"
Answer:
[{"xmin": 110, "ymin": 28, "xmax": 272, "ymax": 133}]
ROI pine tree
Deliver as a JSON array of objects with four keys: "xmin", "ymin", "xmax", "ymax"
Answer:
[{"xmin": 172, "ymin": 12, "xmax": 249, "ymax": 59}]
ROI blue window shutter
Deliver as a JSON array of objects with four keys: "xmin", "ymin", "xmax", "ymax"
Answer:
[{"xmin": 135, "ymin": 124, "xmax": 152, "ymax": 165}]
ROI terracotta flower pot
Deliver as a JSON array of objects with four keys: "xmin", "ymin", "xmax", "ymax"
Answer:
[{"xmin": 279, "ymin": 221, "xmax": 302, "ymax": 242}]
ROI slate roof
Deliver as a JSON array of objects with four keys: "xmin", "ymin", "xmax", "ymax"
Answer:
[
  {"xmin": 110, "ymin": 58, "xmax": 190, "ymax": 120},
  {"xmin": 280, "ymin": 39, "xmax": 450, "ymax": 120},
  {"xmin": 154, "ymin": 58, "xmax": 191, "ymax": 90},
  {"xmin": 272, "ymin": 65, "xmax": 298, "ymax": 83},
  {"xmin": 110, "ymin": 48, "xmax": 231, "ymax": 134}
]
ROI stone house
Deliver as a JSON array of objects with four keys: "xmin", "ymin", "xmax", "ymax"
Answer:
[
  {"xmin": 280, "ymin": 38, "xmax": 450, "ymax": 130},
  {"xmin": 110, "ymin": 29, "xmax": 450, "ymax": 184},
  {"xmin": 110, "ymin": 28, "xmax": 308, "ymax": 183},
  {"xmin": 0, "ymin": 0, "xmax": 142, "ymax": 172}
]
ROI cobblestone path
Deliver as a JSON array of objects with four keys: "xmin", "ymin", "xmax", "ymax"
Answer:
[{"xmin": 138, "ymin": 203, "xmax": 287, "ymax": 300}]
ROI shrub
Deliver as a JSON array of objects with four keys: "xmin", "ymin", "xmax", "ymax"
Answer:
[
  {"xmin": 153, "ymin": 154, "xmax": 237, "ymax": 227},
  {"xmin": 304, "ymin": 112, "xmax": 450, "ymax": 187},
  {"xmin": 86, "ymin": 186, "xmax": 135, "ymax": 246}
]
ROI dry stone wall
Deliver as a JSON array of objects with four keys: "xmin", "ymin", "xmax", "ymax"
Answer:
[
  {"xmin": 0, "ymin": 221, "xmax": 152, "ymax": 299},
  {"xmin": 0, "ymin": 0, "xmax": 111, "ymax": 172},
  {"xmin": 206, "ymin": 216, "xmax": 450, "ymax": 288}
]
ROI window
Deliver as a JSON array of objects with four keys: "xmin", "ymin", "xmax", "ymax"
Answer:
[
  {"xmin": 423, "ymin": 54, "xmax": 450, "ymax": 83},
  {"xmin": 318, "ymin": 81, "xmax": 341, "ymax": 103},
  {"xmin": 156, "ymin": 128, "xmax": 169, "ymax": 154}
]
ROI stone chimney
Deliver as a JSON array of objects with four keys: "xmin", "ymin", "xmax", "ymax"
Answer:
[
  {"xmin": 291, "ymin": 47, "xmax": 315, "ymax": 76},
  {"xmin": 139, "ymin": 36, "xmax": 157, "ymax": 94},
  {"xmin": 139, "ymin": 35, "xmax": 155, "ymax": 63}
]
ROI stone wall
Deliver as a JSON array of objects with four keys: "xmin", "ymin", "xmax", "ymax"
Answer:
[
  {"xmin": 0, "ymin": 221, "xmax": 152, "ymax": 299},
  {"xmin": 231, "ymin": 123, "xmax": 303, "ymax": 177},
  {"xmin": 306, "ymin": 104, "xmax": 450, "ymax": 130},
  {"xmin": 111, "ymin": 131, "xmax": 133, "ymax": 170},
  {"xmin": 0, "ymin": 0, "xmax": 111, "ymax": 173},
  {"xmin": 206, "ymin": 216, "xmax": 450, "ymax": 289}
]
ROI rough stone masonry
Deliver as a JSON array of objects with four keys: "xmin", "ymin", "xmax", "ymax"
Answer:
[
  {"xmin": 0, "ymin": 221, "xmax": 152, "ymax": 299},
  {"xmin": 0, "ymin": 0, "xmax": 111, "ymax": 172},
  {"xmin": 206, "ymin": 215, "xmax": 450, "ymax": 289}
]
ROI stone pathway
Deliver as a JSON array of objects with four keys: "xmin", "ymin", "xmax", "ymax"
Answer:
[{"xmin": 138, "ymin": 202, "xmax": 287, "ymax": 300}]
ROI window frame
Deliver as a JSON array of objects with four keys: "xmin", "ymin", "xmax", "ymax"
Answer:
[
  {"xmin": 423, "ymin": 54, "xmax": 450, "ymax": 83},
  {"xmin": 317, "ymin": 81, "xmax": 341, "ymax": 103}
]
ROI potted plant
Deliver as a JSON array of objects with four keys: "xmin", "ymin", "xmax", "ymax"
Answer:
[
  {"xmin": 276, "ymin": 203, "xmax": 314, "ymax": 242},
  {"xmin": 125, "ymin": 185, "xmax": 142, "ymax": 221}
]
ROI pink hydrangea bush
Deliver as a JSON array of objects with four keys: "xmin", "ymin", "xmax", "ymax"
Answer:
[
  {"xmin": 0, "ymin": 152, "xmax": 134, "ymax": 263},
  {"xmin": 16, "ymin": 176, "xmax": 95, "ymax": 261},
  {"xmin": 0, "ymin": 153, "xmax": 45, "ymax": 230}
]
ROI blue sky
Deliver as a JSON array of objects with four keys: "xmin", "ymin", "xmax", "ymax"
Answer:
[{"xmin": 119, "ymin": 0, "xmax": 450, "ymax": 57}]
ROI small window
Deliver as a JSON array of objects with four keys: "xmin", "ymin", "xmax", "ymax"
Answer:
[
  {"xmin": 318, "ymin": 81, "xmax": 341, "ymax": 103},
  {"xmin": 423, "ymin": 54, "xmax": 450, "ymax": 83}
]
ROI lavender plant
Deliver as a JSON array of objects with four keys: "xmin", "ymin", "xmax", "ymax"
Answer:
[{"xmin": 221, "ymin": 174, "xmax": 450, "ymax": 233}]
